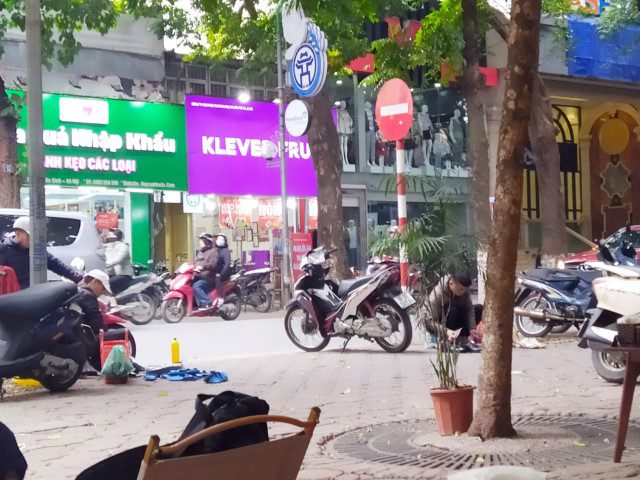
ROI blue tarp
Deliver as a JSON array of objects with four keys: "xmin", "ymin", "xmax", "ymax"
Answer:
[{"xmin": 568, "ymin": 16, "xmax": 640, "ymax": 83}]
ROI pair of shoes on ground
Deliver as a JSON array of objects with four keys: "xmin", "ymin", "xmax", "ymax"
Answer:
[{"xmin": 456, "ymin": 338, "xmax": 481, "ymax": 353}]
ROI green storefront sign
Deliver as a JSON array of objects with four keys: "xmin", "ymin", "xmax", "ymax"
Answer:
[{"xmin": 15, "ymin": 92, "xmax": 187, "ymax": 190}]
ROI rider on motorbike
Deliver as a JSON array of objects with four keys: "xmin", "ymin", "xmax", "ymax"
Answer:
[
  {"xmin": 214, "ymin": 234, "xmax": 231, "ymax": 307},
  {"xmin": 103, "ymin": 228, "xmax": 134, "ymax": 276},
  {"xmin": 75, "ymin": 269, "xmax": 113, "ymax": 334},
  {"xmin": 0, "ymin": 217, "xmax": 82, "ymax": 290},
  {"xmin": 193, "ymin": 233, "xmax": 219, "ymax": 310}
]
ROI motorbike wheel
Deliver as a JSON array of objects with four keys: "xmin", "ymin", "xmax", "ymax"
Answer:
[
  {"xmin": 38, "ymin": 340, "xmax": 86, "ymax": 393},
  {"xmin": 123, "ymin": 293, "xmax": 156, "ymax": 325},
  {"xmin": 105, "ymin": 324, "xmax": 138, "ymax": 359},
  {"xmin": 551, "ymin": 322, "xmax": 573, "ymax": 334},
  {"xmin": 219, "ymin": 294, "xmax": 242, "ymax": 321},
  {"xmin": 284, "ymin": 305, "xmax": 329, "ymax": 352},
  {"xmin": 373, "ymin": 299, "xmax": 413, "ymax": 353},
  {"xmin": 162, "ymin": 298, "xmax": 186, "ymax": 324},
  {"xmin": 592, "ymin": 324, "xmax": 626, "ymax": 384},
  {"xmin": 514, "ymin": 294, "xmax": 553, "ymax": 338},
  {"xmin": 252, "ymin": 287, "xmax": 272, "ymax": 313}
]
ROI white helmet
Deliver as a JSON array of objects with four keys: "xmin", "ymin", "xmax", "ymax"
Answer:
[
  {"xmin": 84, "ymin": 269, "xmax": 113, "ymax": 295},
  {"xmin": 13, "ymin": 216, "xmax": 31, "ymax": 235}
]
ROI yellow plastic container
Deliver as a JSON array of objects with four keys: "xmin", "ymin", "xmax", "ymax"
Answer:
[
  {"xmin": 171, "ymin": 338, "xmax": 180, "ymax": 364},
  {"xmin": 13, "ymin": 377, "xmax": 42, "ymax": 387}
]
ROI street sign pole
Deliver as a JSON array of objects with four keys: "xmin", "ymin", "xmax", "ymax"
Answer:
[
  {"xmin": 26, "ymin": 0, "xmax": 47, "ymax": 285},
  {"xmin": 276, "ymin": 8, "xmax": 291, "ymax": 302},
  {"xmin": 395, "ymin": 140, "xmax": 409, "ymax": 291},
  {"xmin": 375, "ymin": 78, "xmax": 414, "ymax": 292}
]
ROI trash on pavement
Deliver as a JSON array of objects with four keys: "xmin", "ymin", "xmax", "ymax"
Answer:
[
  {"xmin": 515, "ymin": 338, "xmax": 547, "ymax": 349},
  {"xmin": 101, "ymin": 345, "xmax": 134, "ymax": 384},
  {"xmin": 143, "ymin": 367, "xmax": 228, "ymax": 383}
]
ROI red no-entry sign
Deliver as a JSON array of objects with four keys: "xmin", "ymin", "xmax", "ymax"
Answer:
[{"xmin": 375, "ymin": 78, "xmax": 414, "ymax": 141}]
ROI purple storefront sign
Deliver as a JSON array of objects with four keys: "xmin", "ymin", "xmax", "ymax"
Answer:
[
  {"xmin": 242, "ymin": 250, "xmax": 271, "ymax": 270},
  {"xmin": 186, "ymin": 95, "xmax": 317, "ymax": 196}
]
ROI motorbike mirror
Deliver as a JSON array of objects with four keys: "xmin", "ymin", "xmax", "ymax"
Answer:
[
  {"xmin": 70, "ymin": 257, "xmax": 85, "ymax": 271},
  {"xmin": 147, "ymin": 259, "xmax": 154, "ymax": 265}
]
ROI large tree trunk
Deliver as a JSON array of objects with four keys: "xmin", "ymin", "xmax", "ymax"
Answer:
[
  {"xmin": 306, "ymin": 88, "xmax": 352, "ymax": 280},
  {"xmin": 461, "ymin": 0, "xmax": 492, "ymax": 299},
  {"xmin": 468, "ymin": 0, "xmax": 542, "ymax": 440},
  {"xmin": 488, "ymin": 7, "xmax": 567, "ymax": 267},
  {"xmin": 0, "ymin": 79, "xmax": 21, "ymax": 208}
]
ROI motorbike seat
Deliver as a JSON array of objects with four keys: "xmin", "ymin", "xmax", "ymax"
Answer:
[
  {"xmin": 0, "ymin": 282, "xmax": 78, "ymax": 323},
  {"xmin": 338, "ymin": 275, "xmax": 376, "ymax": 297},
  {"xmin": 522, "ymin": 268, "xmax": 580, "ymax": 284},
  {"xmin": 110, "ymin": 275, "xmax": 152, "ymax": 295}
]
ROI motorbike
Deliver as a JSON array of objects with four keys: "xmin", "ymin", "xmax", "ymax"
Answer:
[
  {"xmin": 513, "ymin": 267, "xmax": 601, "ymax": 337},
  {"xmin": 160, "ymin": 263, "xmax": 242, "ymax": 323},
  {"xmin": 366, "ymin": 256, "xmax": 422, "ymax": 295},
  {"xmin": 284, "ymin": 247, "xmax": 414, "ymax": 353},
  {"xmin": 232, "ymin": 267, "xmax": 276, "ymax": 313},
  {"xmin": 578, "ymin": 261, "xmax": 640, "ymax": 383},
  {"xmin": 79, "ymin": 302, "xmax": 138, "ymax": 371},
  {"xmin": 0, "ymin": 282, "xmax": 87, "ymax": 393}
]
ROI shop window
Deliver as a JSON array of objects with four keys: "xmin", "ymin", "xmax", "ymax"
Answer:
[
  {"xmin": 188, "ymin": 82, "xmax": 206, "ymax": 95},
  {"xmin": 210, "ymin": 84, "xmax": 227, "ymax": 97},
  {"xmin": 251, "ymin": 89, "xmax": 265, "ymax": 101},
  {"xmin": 0, "ymin": 214, "xmax": 80, "ymax": 247}
]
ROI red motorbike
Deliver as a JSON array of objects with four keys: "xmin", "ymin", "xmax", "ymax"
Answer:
[
  {"xmin": 81, "ymin": 301, "xmax": 137, "ymax": 371},
  {"xmin": 160, "ymin": 263, "xmax": 242, "ymax": 323},
  {"xmin": 366, "ymin": 256, "xmax": 422, "ymax": 293}
]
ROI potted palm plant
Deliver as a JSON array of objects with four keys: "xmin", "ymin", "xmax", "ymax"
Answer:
[{"xmin": 372, "ymin": 181, "xmax": 477, "ymax": 436}]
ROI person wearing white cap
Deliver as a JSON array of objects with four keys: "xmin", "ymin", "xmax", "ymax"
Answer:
[
  {"xmin": 0, "ymin": 216, "xmax": 82, "ymax": 289},
  {"xmin": 74, "ymin": 269, "xmax": 112, "ymax": 334}
]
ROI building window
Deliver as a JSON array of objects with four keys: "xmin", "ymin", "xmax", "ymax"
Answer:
[
  {"xmin": 187, "ymin": 64, "xmax": 207, "ymax": 80},
  {"xmin": 188, "ymin": 82, "xmax": 207, "ymax": 95},
  {"xmin": 210, "ymin": 84, "xmax": 227, "ymax": 97}
]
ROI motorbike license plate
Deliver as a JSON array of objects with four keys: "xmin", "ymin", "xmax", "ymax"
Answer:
[{"xmin": 394, "ymin": 291, "xmax": 416, "ymax": 309}]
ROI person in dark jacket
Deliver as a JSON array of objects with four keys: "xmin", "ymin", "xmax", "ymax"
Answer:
[
  {"xmin": 0, "ymin": 217, "xmax": 82, "ymax": 290},
  {"xmin": 75, "ymin": 269, "xmax": 112, "ymax": 334},
  {"xmin": 214, "ymin": 234, "xmax": 231, "ymax": 306},
  {"xmin": 0, "ymin": 421, "xmax": 27, "ymax": 480},
  {"xmin": 193, "ymin": 233, "xmax": 219, "ymax": 309}
]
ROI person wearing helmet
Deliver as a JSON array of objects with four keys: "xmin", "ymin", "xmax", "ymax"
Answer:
[
  {"xmin": 193, "ymin": 233, "xmax": 219, "ymax": 309},
  {"xmin": 75, "ymin": 269, "xmax": 113, "ymax": 334},
  {"xmin": 0, "ymin": 216, "xmax": 82, "ymax": 290},
  {"xmin": 214, "ymin": 234, "xmax": 231, "ymax": 306},
  {"xmin": 103, "ymin": 228, "xmax": 134, "ymax": 276}
]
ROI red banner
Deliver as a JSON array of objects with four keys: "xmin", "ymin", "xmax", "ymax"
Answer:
[
  {"xmin": 308, "ymin": 198, "xmax": 318, "ymax": 230},
  {"xmin": 258, "ymin": 198, "xmax": 282, "ymax": 240},
  {"xmin": 291, "ymin": 232, "xmax": 313, "ymax": 281},
  {"xmin": 219, "ymin": 196, "xmax": 252, "ymax": 229},
  {"xmin": 95, "ymin": 212, "xmax": 119, "ymax": 230}
]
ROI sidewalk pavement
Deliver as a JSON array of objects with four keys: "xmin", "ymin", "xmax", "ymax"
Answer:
[{"xmin": 1, "ymin": 341, "xmax": 638, "ymax": 479}]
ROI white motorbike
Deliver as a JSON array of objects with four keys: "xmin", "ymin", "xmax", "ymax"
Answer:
[
  {"xmin": 284, "ymin": 247, "xmax": 415, "ymax": 353},
  {"xmin": 578, "ymin": 262, "xmax": 640, "ymax": 383}
]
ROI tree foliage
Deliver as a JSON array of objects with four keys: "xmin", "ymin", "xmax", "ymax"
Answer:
[{"xmin": 0, "ymin": 0, "xmax": 158, "ymax": 69}]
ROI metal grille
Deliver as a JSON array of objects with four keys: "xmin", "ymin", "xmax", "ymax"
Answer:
[{"xmin": 328, "ymin": 415, "xmax": 640, "ymax": 471}]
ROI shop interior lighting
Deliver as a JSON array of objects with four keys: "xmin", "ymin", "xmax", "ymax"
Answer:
[
  {"xmin": 336, "ymin": 79, "xmax": 343, "ymax": 85},
  {"xmin": 334, "ymin": 101, "xmax": 341, "ymax": 106},
  {"xmin": 238, "ymin": 92, "xmax": 251, "ymax": 103},
  {"xmin": 434, "ymin": 82, "xmax": 441, "ymax": 89},
  {"xmin": 273, "ymin": 98, "xmax": 281, "ymax": 104},
  {"xmin": 287, "ymin": 198, "xmax": 297, "ymax": 209}
]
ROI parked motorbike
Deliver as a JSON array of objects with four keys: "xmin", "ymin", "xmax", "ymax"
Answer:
[
  {"xmin": 79, "ymin": 302, "xmax": 138, "ymax": 371},
  {"xmin": 284, "ymin": 247, "xmax": 414, "ymax": 353},
  {"xmin": 578, "ymin": 261, "xmax": 640, "ymax": 383},
  {"xmin": 0, "ymin": 282, "xmax": 86, "ymax": 393},
  {"xmin": 366, "ymin": 256, "xmax": 422, "ymax": 294},
  {"xmin": 233, "ymin": 267, "xmax": 276, "ymax": 313},
  {"xmin": 161, "ymin": 263, "xmax": 242, "ymax": 323},
  {"xmin": 513, "ymin": 267, "xmax": 601, "ymax": 337}
]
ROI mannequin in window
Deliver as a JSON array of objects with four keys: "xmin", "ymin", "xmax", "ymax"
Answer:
[
  {"xmin": 337, "ymin": 101, "xmax": 353, "ymax": 165},
  {"xmin": 418, "ymin": 105, "xmax": 434, "ymax": 164},
  {"xmin": 347, "ymin": 219, "xmax": 358, "ymax": 267},
  {"xmin": 448, "ymin": 108, "xmax": 464, "ymax": 168},
  {"xmin": 364, "ymin": 101, "xmax": 378, "ymax": 166},
  {"xmin": 433, "ymin": 128, "xmax": 452, "ymax": 172}
]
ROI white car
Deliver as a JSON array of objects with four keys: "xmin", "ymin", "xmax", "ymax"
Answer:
[{"xmin": 0, "ymin": 209, "xmax": 106, "ymax": 278}]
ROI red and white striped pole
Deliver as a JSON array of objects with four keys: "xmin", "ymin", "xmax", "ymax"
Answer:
[{"xmin": 396, "ymin": 139, "xmax": 409, "ymax": 291}]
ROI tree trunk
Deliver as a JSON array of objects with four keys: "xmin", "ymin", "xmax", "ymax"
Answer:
[
  {"xmin": 529, "ymin": 76, "xmax": 567, "ymax": 266},
  {"xmin": 488, "ymin": 6, "xmax": 567, "ymax": 267},
  {"xmin": 468, "ymin": 0, "xmax": 542, "ymax": 440},
  {"xmin": 306, "ymin": 88, "xmax": 352, "ymax": 280},
  {"xmin": 0, "ymin": 79, "xmax": 21, "ymax": 208},
  {"xmin": 461, "ymin": 0, "xmax": 492, "ymax": 299}
]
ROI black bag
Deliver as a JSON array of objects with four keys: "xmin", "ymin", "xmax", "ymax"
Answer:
[
  {"xmin": 180, "ymin": 391, "xmax": 270, "ymax": 456},
  {"xmin": 75, "ymin": 391, "xmax": 269, "ymax": 480}
]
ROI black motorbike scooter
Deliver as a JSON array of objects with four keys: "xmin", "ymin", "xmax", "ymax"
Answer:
[{"xmin": 0, "ymin": 282, "xmax": 86, "ymax": 393}]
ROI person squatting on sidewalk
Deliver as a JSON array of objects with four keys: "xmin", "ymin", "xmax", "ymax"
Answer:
[{"xmin": 422, "ymin": 271, "xmax": 482, "ymax": 353}]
